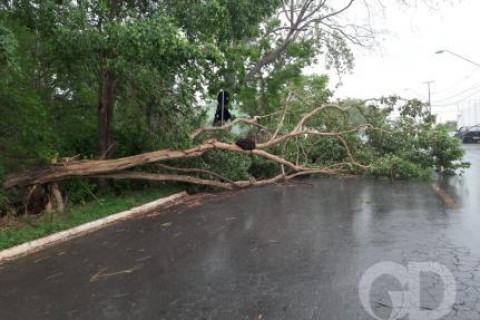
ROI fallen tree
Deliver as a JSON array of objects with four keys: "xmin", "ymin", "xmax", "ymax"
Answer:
[
  {"xmin": 2, "ymin": 95, "xmax": 374, "ymax": 213},
  {"xmin": 2, "ymin": 93, "xmax": 468, "ymax": 214}
]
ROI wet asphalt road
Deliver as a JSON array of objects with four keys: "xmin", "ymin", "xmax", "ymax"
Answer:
[{"xmin": 0, "ymin": 145, "xmax": 480, "ymax": 320}]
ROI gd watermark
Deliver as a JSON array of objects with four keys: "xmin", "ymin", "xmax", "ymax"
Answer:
[{"xmin": 359, "ymin": 261, "xmax": 457, "ymax": 320}]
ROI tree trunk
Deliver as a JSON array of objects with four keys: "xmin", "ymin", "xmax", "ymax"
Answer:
[
  {"xmin": 3, "ymin": 103, "xmax": 371, "ymax": 192},
  {"xmin": 98, "ymin": 69, "xmax": 116, "ymax": 159},
  {"xmin": 97, "ymin": 56, "xmax": 116, "ymax": 190}
]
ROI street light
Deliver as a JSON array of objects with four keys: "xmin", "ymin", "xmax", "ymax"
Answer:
[
  {"xmin": 435, "ymin": 49, "xmax": 480, "ymax": 68},
  {"xmin": 436, "ymin": 50, "xmax": 480, "ymax": 126}
]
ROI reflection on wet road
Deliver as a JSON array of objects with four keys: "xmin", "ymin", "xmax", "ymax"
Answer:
[
  {"xmin": 0, "ymin": 145, "xmax": 479, "ymax": 319},
  {"xmin": 438, "ymin": 144, "xmax": 480, "ymax": 211}
]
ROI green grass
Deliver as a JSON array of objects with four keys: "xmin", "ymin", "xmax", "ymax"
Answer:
[{"xmin": 0, "ymin": 185, "xmax": 183, "ymax": 251}]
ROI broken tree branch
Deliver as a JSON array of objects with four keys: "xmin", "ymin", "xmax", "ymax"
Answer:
[
  {"xmin": 3, "ymin": 98, "xmax": 373, "ymax": 194},
  {"xmin": 156, "ymin": 164, "xmax": 239, "ymax": 187}
]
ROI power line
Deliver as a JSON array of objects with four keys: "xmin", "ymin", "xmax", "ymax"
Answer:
[
  {"xmin": 432, "ymin": 87, "xmax": 480, "ymax": 107},
  {"xmin": 431, "ymin": 67, "xmax": 480, "ymax": 96},
  {"xmin": 432, "ymin": 81, "xmax": 480, "ymax": 104}
]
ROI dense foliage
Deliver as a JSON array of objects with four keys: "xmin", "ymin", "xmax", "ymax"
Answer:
[
  {"xmin": 197, "ymin": 82, "xmax": 469, "ymax": 183},
  {"xmin": 0, "ymin": 1, "xmax": 468, "ymax": 215}
]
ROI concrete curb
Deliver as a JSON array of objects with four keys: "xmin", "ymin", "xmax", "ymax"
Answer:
[{"xmin": 0, "ymin": 191, "xmax": 188, "ymax": 263}]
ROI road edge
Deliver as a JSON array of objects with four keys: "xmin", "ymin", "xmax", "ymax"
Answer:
[{"xmin": 0, "ymin": 191, "xmax": 188, "ymax": 263}]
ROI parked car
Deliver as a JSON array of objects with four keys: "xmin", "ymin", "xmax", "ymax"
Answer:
[{"xmin": 456, "ymin": 125, "xmax": 480, "ymax": 143}]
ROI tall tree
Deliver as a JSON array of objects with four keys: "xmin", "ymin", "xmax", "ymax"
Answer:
[
  {"xmin": 2, "ymin": 0, "xmax": 226, "ymax": 158},
  {"xmin": 247, "ymin": 0, "xmax": 451, "ymax": 78}
]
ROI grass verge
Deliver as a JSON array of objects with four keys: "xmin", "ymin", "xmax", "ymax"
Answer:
[{"xmin": 0, "ymin": 185, "xmax": 183, "ymax": 251}]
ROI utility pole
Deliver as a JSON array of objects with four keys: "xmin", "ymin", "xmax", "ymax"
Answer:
[{"xmin": 423, "ymin": 80, "xmax": 434, "ymax": 118}]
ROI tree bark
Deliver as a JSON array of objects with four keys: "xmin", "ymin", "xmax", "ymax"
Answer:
[
  {"xmin": 98, "ymin": 67, "xmax": 116, "ymax": 159},
  {"xmin": 2, "ymin": 101, "xmax": 372, "ymax": 192},
  {"xmin": 2, "ymin": 141, "xmax": 220, "ymax": 188}
]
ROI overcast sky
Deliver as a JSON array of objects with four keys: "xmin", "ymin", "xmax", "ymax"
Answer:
[{"xmin": 319, "ymin": 0, "xmax": 480, "ymax": 125}]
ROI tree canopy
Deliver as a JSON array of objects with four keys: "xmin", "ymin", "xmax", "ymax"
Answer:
[{"xmin": 0, "ymin": 0, "xmax": 467, "ymax": 214}]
